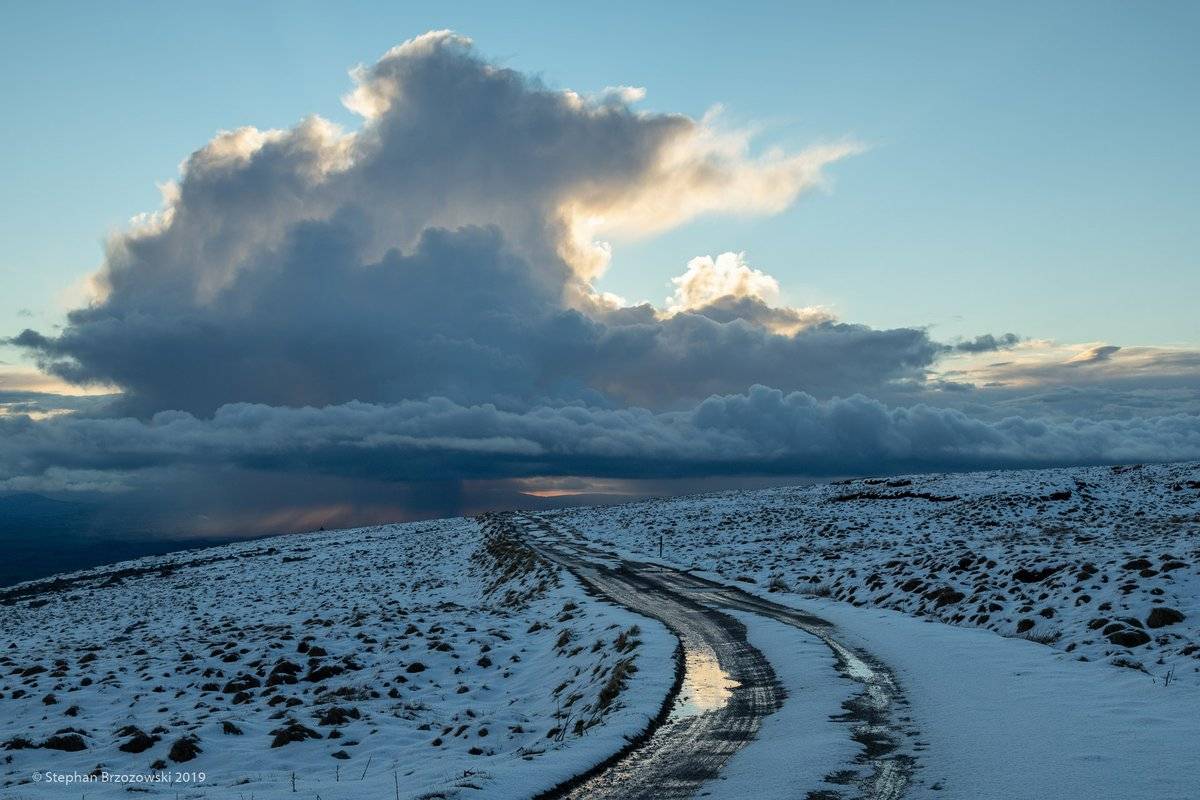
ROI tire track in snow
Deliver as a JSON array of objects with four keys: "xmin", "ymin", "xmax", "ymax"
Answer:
[{"xmin": 513, "ymin": 513, "xmax": 918, "ymax": 800}]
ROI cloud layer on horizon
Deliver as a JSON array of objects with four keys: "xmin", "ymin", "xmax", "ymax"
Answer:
[{"xmin": 4, "ymin": 387, "xmax": 1198, "ymax": 490}]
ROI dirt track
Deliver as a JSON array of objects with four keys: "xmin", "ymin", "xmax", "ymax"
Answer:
[{"xmin": 513, "ymin": 513, "xmax": 917, "ymax": 800}]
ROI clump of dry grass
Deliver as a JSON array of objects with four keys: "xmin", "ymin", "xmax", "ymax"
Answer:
[
  {"xmin": 613, "ymin": 625, "xmax": 641, "ymax": 653},
  {"xmin": 1018, "ymin": 628, "xmax": 1062, "ymax": 646},
  {"xmin": 597, "ymin": 658, "xmax": 638, "ymax": 711},
  {"xmin": 471, "ymin": 514, "xmax": 559, "ymax": 607}
]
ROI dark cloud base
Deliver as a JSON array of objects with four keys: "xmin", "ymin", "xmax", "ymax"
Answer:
[
  {"xmin": 14, "ymin": 224, "xmax": 939, "ymax": 417},
  {"xmin": 5, "ymin": 386, "xmax": 1197, "ymax": 487}
]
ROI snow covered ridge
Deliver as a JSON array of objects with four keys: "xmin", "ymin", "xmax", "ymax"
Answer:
[
  {"xmin": 552, "ymin": 461, "xmax": 1200, "ymax": 684},
  {"xmin": 0, "ymin": 516, "xmax": 673, "ymax": 798}
]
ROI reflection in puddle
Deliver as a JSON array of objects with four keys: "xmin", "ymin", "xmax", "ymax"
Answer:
[{"xmin": 671, "ymin": 644, "xmax": 739, "ymax": 719}]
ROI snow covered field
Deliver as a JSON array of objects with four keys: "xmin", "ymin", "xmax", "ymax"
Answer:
[
  {"xmin": 546, "ymin": 461, "xmax": 1200, "ymax": 798},
  {"xmin": 795, "ymin": 596, "xmax": 1200, "ymax": 800},
  {"xmin": 3, "ymin": 460, "xmax": 1198, "ymax": 799},
  {"xmin": 0, "ymin": 516, "xmax": 673, "ymax": 798},
  {"xmin": 554, "ymin": 462, "xmax": 1200, "ymax": 685}
]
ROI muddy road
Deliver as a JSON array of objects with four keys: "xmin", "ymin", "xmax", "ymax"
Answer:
[{"xmin": 510, "ymin": 513, "xmax": 917, "ymax": 800}]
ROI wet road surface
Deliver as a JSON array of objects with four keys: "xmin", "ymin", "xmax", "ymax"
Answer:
[{"xmin": 510, "ymin": 513, "xmax": 917, "ymax": 800}]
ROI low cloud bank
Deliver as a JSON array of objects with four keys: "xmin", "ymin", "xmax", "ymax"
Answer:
[{"xmin": 4, "ymin": 387, "xmax": 1197, "ymax": 494}]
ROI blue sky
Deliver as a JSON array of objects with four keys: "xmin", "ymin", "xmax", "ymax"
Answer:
[{"xmin": 2, "ymin": 0, "xmax": 1197, "ymax": 365}]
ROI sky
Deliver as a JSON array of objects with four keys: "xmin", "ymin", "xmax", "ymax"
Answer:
[{"xmin": 0, "ymin": 2, "xmax": 1198, "ymax": 539}]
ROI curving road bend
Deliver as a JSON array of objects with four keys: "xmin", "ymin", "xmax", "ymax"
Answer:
[{"xmin": 511, "ymin": 512, "xmax": 917, "ymax": 800}]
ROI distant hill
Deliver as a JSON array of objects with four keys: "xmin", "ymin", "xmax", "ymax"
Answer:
[
  {"xmin": 0, "ymin": 493, "xmax": 227, "ymax": 587},
  {"xmin": 0, "ymin": 489, "xmax": 641, "ymax": 587}
]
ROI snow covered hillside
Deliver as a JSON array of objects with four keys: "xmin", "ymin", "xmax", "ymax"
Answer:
[
  {"xmin": 3, "ymin": 460, "xmax": 1197, "ymax": 799},
  {"xmin": 553, "ymin": 462, "xmax": 1200, "ymax": 684},
  {"xmin": 0, "ymin": 516, "xmax": 673, "ymax": 798}
]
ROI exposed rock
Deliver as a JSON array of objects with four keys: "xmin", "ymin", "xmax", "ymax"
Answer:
[
  {"xmin": 117, "ymin": 726, "xmax": 158, "ymax": 753},
  {"xmin": 267, "ymin": 660, "xmax": 302, "ymax": 687},
  {"xmin": 304, "ymin": 664, "xmax": 344, "ymax": 683},
  {"xmin": 1013, "ymin": 565, "xmax": 1064, "ymax": 584},
  {"xmin": 1106, "ymin": 628, "xmax": 1151, "ymax": 648},
  {"xmin": 222, "ymin": 674, "xmax": 261, "ymax": 694},
  {"xmin": 2, "ymin": 736, "xmax": 35, "ymax": 750},
  {"xmin": 42, "ymin": 733, "xmax": 87, "ymax": 751},
  {"xmin": 1147, "ymin": 607, "xmax": 1185, "ymax": 629},
  {"xmin": 316, "ymin": 705, "xmax": 361, "ymax": 726},
  {"xmin": 168, "ymin": 735, "xmax": 201, "ymax": 763},
  {"xmin": 925, "ymin": 587, "xmax": 965, "ymax": 607},
  {"xmin": 270, "ymin": 721, "xmax": 323, "ymax": 748}
]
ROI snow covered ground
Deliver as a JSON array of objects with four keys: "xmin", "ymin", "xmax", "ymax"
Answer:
[
  {"xmin": 698, "ymin": 600, "xmax": 1200, "ymax": 799},
  {"xmin": 553, "ymin": 461, "xmax": 1200, "ymax": 685},
  {"xmin": 701, "ymin": 612, "xmax": 860, "ymax": 800},
  {"xmin": 544, "ymin": 461, "xmax": 1200, "ymax": 798},
  {"xmin": 0, "ymin": 515, "xmax": 674, "ymax": 798},
  {"xmin": 800, "ymin": 596, "xmax": 1200, "ymax": 800},
  {"xmin": 3, "ymin": 460, "xmax": 1198, "ymax": 799}
]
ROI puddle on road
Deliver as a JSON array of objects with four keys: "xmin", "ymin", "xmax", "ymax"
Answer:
[{"xmin": 670, "ymin": 644, "xmax": 739, "ymax": 720}]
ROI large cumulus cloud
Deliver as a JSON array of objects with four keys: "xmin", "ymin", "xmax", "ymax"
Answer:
[
  {"xmin": 11, "ymin": 31, "xmax": 929, "ymax": 416},
  {"xmin": 13, "ymin": 216, "xmax": 938, "ymax": 415}
]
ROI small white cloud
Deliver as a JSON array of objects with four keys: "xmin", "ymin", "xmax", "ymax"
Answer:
[
  {"xmin": 666, "ymin": 252, "xmax": 780, "ymax": 311},
  {"xmin": 599, "ymin": 85, "xmax": 646, "ymax": 105}
]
